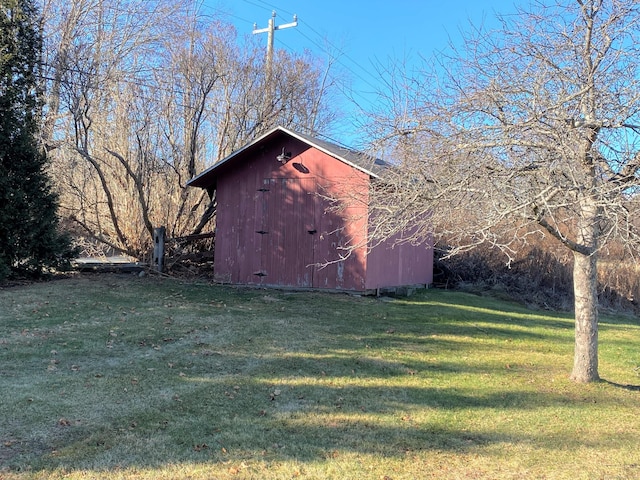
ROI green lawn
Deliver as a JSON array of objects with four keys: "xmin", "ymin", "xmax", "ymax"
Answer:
[{"xmin": 0, "ymin": 275, "xmax": 639, "ymax": 479}]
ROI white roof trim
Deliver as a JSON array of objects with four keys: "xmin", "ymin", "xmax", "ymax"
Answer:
[{"xmin": 187, "ymin": 126, "xmax": 379, "ymax": 187}]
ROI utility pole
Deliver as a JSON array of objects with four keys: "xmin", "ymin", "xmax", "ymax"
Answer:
[{"xmin": 253, "ymin": 11, "xmax": 298, "ymax": 77}]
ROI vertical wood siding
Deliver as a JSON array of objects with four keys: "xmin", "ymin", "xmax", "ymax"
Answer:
[
  {"xmin": 259, "ymin": 177, "xmax": 317, "ymax": 287},
  {"xmin": 212, "ymin": 131, "xmax": 430, "ymax": 291}
]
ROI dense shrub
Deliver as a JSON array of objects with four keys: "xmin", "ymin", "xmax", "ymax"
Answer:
[{"xmin": 434, "ymin": 242, "xmax": 640, "ymax": 313}]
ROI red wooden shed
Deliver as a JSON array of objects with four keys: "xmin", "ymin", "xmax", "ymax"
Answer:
[{"xmin": 187, "ymin": 126, "xmax": 433, "ymax": 293}]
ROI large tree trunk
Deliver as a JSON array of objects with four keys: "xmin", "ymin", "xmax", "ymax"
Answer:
[
  {"xmin": 570, "ymin": 198, "xmax": 600, "ymax": 383},
  {"xmin": 571, "ymin": 250, "xmax": 599, "ymax": 382}
]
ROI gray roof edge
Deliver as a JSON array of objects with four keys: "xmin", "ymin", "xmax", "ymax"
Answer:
[{"xmin": 280, "ymin": 127, "xmax": 382, "ymax": 178}]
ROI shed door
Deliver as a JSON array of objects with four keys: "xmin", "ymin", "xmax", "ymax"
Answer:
[{"xmin": 256, "ymin": 178, "xmax": 318, "ymax": 287}]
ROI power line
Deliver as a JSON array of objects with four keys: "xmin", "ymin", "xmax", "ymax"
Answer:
[
  {"xmin": 39, "ymin": 0, "xmax": 371, "ymax": 146},
  {"xmin": 190, "ymin": 3, "xmax": 378, "ymax": 114},
  {"xmin": 39, "ymin": 61, "xmax": 363, "ymax": 147},
  {"xmin": 248, "ymin": 0, "xmax": 295, "ymax": 18},
  {"xmin": 201, "ymin": 0, "xmax": 382, "ymax": 92},
  {"xmin": 297, "ymin": 17, "xmax": 380, "ymax": 81},
  {"xmin": 193, "ymin": 2, "xmax": 255, "ymax": 26},
  {"xmin": 199, "ymin": 2, "xmax": 379, "ymax": 120},
  {"xmin": 292, "ymin": 26, "xmax": 380, "ymax": 93},
  {"xmin": 251, "ymin": 1, "xmax": 382, "ymax": 84}
]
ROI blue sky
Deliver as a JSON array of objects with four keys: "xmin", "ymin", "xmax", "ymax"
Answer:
[{"xmin": 202, "ymin": 0, "xmax": 520, "ymax": 144}]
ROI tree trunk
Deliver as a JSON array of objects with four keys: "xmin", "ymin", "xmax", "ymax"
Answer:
[
  {"xmin": 570, "ymin": 199, "xmax": 600, "ymax": 383},
  {"xmin": 571, "ymin": 249, "xmax": 599, "ymax": 382}
]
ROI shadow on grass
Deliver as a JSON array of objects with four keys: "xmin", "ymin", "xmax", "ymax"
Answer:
[
  {"xmin": 394, "ymin": 296, "xmax": 575, "ymax": 331},
  {"xmin": 9, "ymin": 371, "xmax": 634, "ymax": 474},
  {"xmin": 238, "ymin": 349, "xmax": 536, "ymax": 379},
  {"xmin": 1, "ymin": 280, "xmax": 636, "ymax": 476},
  {"xmin": 602, "ymin": 379, "xmax": 640, "ymax": 391}
]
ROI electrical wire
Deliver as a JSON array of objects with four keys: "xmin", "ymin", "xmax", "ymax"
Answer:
[
  {"xmin": 249, "ymin": 0, "xmax": 295, "ymax": 17},
  {"xmin": 39, "ymin": 0, "xmax": 372, "ymax": 147},
  {"xmin": 228, "ymin": 0, "xmax": 381, "ymax": 138},
  {"xmin": 198, "ymin": 0, "xmax": 383, "ymax": 94},
  {"xmin": 38, "ymin": 60, "xmax": 362, "ymax": 149}
]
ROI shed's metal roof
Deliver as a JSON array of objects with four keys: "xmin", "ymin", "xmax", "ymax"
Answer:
[{"xmin": 187, "ymin": 126, "xmax": 386, "ymax": 189}]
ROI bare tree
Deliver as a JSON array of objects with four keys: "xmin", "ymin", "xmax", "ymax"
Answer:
[
  {"xmin": 362, "ymin": 0, "xmax": 640, "ymax": 383},
  {"xmin": 40, "ymin": 0, "xmax": 340, "ymax": 258},
  {"xmin": 42, "ymin": 0, "xmax": 193, "ymax": 256}
]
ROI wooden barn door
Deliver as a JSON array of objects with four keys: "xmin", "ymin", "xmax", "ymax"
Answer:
[{"xmin": 256, "ymin": 178, "xmax": 318, "ymax": 287}]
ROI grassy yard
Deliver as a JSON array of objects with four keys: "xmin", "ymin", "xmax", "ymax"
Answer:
[{"xmin": 0, "ymin": 275, "xmax": 639, "ymax": 479}]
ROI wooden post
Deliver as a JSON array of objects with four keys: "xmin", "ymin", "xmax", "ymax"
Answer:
[{"xmin": 153, "ymin": 226, "xmax": 166, "ymax": 273}]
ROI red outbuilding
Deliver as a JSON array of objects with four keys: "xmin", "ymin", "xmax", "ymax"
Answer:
[{"xmin": 187, "ymin": 126, "xmax": 433, "ymax": 293}]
